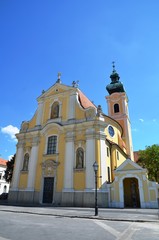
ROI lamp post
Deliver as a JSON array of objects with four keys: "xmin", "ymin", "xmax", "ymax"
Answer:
[{"xmin": 93, "ymin": 161, "xmax": 98, "ymax": 216}]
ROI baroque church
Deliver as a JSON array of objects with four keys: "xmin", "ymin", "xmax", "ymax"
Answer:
[{"xmin": 9, "ymin": 65, "xmax": 159, "ymax": 208}]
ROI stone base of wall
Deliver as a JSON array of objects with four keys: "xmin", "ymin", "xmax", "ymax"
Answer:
[
  {"xmin": 61, "ymin": 190, "xmax": 108, "ymax": 207},
  {"xmin": 8, "ymin": 190, "xmax": 40, "ymax": 205},
  {"xmin": 8, "ymin": 189, "xmax": 109, "ymax": 207}
]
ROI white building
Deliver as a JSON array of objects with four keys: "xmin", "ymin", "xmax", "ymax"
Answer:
[{"xmin": 0, "ymin": 158, "xmax": 10, "ymax": 195}]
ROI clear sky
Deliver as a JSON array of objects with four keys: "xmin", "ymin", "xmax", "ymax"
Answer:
[{"xmin": 0, "ymin": 0, "xmax": 159, "ymax": 160}]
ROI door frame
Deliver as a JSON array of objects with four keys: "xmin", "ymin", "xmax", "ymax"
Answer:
[
  {"xmin": 119, "ymin": 174, "xmax": 145, "ymax": 208},
  {"xmin": 42, "ymin": 177, "xmax": 55, "ymax": 204},
  {"xmin": 123, "ymin": 177, "xmax": 140, "ymax": 208}
]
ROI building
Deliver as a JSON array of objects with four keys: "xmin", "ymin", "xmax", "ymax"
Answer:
[
  {"xmin": 0, "ymin": 158, "xmax": 10, "ymax": 195},
  {"xmin": 9, "ymin": 66, "xmax": 159, "ymax": 208}
]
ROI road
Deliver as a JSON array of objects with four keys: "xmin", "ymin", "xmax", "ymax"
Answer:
[{"xmin": 0, "ymin": 211, "xmax": 159, "ymax": 240}]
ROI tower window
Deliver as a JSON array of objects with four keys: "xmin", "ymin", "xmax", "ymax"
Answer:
[
  {"xmin": 114, "ymin": 103, "xmax": 119, "ymax": 113},
  {"xmin": 117, "ymin": 151, "xmax": 119, "ymax": 160},
  {"xmin": 47, "ymin": 136, "xmax": 57, "ymax": 154}
]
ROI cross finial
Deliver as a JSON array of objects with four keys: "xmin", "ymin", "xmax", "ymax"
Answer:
[
  {"xmin": 112, "ymin": 61, "xmax": 116, "ymax": 73},
  {"xmin": 56, "ymin": 72, "xmax": 61, "ymax": 83}
]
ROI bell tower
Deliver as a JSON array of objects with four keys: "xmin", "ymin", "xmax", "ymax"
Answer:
[{"xmin": 106, "ymin": 62, "xmax": 134, "ymax": 160}]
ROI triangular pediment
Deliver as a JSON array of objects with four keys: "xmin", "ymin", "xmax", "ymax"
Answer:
[
  {"xmin": 37, "ymin": 83, "xmax": 75, "ymax": 101},
  {"xmin": 115, "ymin": 158, "xmax": 146, "ymax": 172}
]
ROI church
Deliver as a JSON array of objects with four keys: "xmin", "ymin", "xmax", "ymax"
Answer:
[{"xmin": 8, "ymin": 65, "xmax": 159, "ymax": 208}]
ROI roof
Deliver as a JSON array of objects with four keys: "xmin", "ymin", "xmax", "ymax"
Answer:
[
  {"xmin": 106, "ymin": 138, "xmax": 128, "ymax": 158},
  {"xmin": 78, "ymin": 90, "xmax": 96, "ymax": 109},
  {"xmin": 0, "ymin": 158, "xmax": 8, "ymax": 166}
]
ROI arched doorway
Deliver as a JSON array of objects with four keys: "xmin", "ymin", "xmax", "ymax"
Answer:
[{"xmin": 123, "ymin": 178, "xmax": 140, "ymax": 208}]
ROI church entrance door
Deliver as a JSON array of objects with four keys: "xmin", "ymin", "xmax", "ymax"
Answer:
[
  {"xmin": 43, "ymin": 177, "xmax": 54, "ymax": 203},
  {"xmin": 123, "ymin": 177, "xmax": 140, "ymax": 208}
]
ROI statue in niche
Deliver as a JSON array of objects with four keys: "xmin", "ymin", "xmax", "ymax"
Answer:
[
  {"xmin": 76, "ymin": 148, "xmax": 84, "ymax": 169},
  {"xmin": 22, "ymin": 153, "xmax": 29, "ymax": 171},
  {"xmin": 51, "ymin": 102, "xmax": 59, "ymax": 119}
]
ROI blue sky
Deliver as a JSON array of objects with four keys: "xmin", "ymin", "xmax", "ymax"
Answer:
[{"xmin": 0, "ymin": 0, "xmax": 159, "ymax": 160}]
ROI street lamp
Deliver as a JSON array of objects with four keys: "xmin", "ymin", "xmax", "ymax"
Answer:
[{"xmin": 93, "ymin": 161, "xmax": 98, "ymax": 216}]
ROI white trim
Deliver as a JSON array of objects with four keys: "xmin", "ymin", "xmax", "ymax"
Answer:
[
  {"xmin": 36, "ymin": 101, "xmax": 44, "ymax": 126},
  {"xmin": 100, "ymin": 137, "xmax": 107, "ymax": 188},
  {"xmin": 85, "ymin": 136, "xmax": 95, "ymax": 189},
  {"xmin": 68, "ymin": 91, "xmax": 78, "ymax": 120},
  {"xmin": 63, "ymin": 136, "xmax": 74, "ymax": 189},
  {"xmin": 11, "ymin": 144, "xmax": 24, "ymax": 189},
  {"xmin": 118, "ymin": 175, "xmax": 145, "ymax": 208},
  {"xmin": 27, "ymin": 144, "xmax": 39, "ymax": 190}
]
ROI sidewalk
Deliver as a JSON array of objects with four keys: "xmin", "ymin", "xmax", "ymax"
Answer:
[{"xmin": 0, "ymin": 204, "xmax": 159, "ymax": 222}]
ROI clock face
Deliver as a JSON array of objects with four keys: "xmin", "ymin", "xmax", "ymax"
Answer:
[{"xmin": 108, "ymin": 126, "xmax": 115, "ymax": 137}]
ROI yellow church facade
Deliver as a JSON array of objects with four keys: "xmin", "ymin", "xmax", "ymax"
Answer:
[{"xmin": 9, "ymin": 67, "xmax": 159, "ymax": 208}]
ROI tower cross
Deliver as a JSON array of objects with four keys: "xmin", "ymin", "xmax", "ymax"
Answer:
[{"xmin": 112, "ymin": 61, "xmax": 115, "ymax": 72}]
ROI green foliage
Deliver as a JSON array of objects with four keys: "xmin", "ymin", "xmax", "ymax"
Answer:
[
  {"xmin": 138, "ymin": 144, "xmax": 159, "ymax": 183},
  {"xmin": 4, "ymin": 154, "xmax": 15, "ymax": 183}
]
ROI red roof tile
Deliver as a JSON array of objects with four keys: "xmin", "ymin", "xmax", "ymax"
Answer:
[
  {"xmin": 78, "ymin": 90, "xmax": 96, "ymax": 109},
  {"xmin": 0, "ymin": 158, "xmax": 8, "ymax": 166}
]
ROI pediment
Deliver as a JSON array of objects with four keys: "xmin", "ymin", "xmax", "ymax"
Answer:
[
  {"xmin": 37, "ymin": 83, "xmax": 75, "ymax": 100},
  {"xmin": 115, "ymin": 158, "xmax": 146, "ymax": 172}
]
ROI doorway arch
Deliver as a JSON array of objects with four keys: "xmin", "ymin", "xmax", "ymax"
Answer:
[{"xmin": 123, "ymin": 177, "xmax": 140, "ymax": 208}]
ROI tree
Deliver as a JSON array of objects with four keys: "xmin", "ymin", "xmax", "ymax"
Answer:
[
  {"xmin": 4, "ymin": 154, "xmax": 15, "ymax": 183},
  {"xmin": 137, "ymin": 144, "xmax": 159, "ymax": 183}
]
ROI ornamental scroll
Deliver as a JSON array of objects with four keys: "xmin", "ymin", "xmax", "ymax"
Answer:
[{"xmin": 41, "ymin": 160, "xmax": 60, "ymax": 177}]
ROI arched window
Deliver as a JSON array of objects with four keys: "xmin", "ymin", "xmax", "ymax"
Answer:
[
  {"xmin": 114, "ymin": 103, "xmax": 119, "ymax": 113},
  {"xmin": 76, "ymin": 148, "xmax": 84, "ymax": 169},
  {"xmin": 22, "ymin": 153, "xmax": 29, "ymax": 171},
  {"xmin": 47, "ymin": 136, "xmax": 57, "ymax": 154},
  {"xmin": 50, "ymin": 101, "xmax": 59, "ymax": 119}
]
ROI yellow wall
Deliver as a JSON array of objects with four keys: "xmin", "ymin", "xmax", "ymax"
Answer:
[
  {"xmin": 74, "ymin": 171, "xmax": 85, "ymax": 190},
  {"xmin": 18, "ymin": 173, "xmax": 28, "ymax": 189}
]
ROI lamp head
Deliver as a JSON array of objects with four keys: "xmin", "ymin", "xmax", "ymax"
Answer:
[{"xmin": 93, "ymin": 161, "xmax": 98, "ymax": 172}]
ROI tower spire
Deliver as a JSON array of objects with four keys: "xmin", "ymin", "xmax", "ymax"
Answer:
[{"xmin": 106, "ymin": 62, "xmax": 125, "ymax": 95}]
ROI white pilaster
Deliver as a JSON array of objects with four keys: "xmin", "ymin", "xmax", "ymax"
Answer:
[
  {"xmin": 68, "ymin": 92, "xmax": 77, "ymax": 120},
  {"xmin": 63, "ymin": 132, "xmax": 74, "ymax": 189},
  {"xmin": 27, "ymin": 137, "xmax": 39, "ymax": 190},
  {"xmin": 11, "ymin": 142, "xmax": 24, "ymax": 190},
  {"xmin": 85, "ymin": 128, "xmax": 95, "ymax": 189},
  {"xmin": 36, "ymin": 101, "xmax": 43, "ymax": 125},
  {"xmin": 105, "ymin": 96, "xmax": 111, "ymax": 116},
  {"xmin": 100, "ymin": 133, "xmax": 107, "ymax": 187}
]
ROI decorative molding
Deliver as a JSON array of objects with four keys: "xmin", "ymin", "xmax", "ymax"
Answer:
[
  {"xmin": 41, "ymin": 159, "xmax": 60, "ymax": 177},
  {"xmin": 20, "ymin": 121, "xmax": 29, "ymax": 132},
  {"xmin": 85, "ymin": 108, "xmax": 96, "ymax": 120}
]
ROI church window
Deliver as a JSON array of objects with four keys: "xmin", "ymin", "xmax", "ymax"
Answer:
[
  {"xmin": 114, "ymin": 103, "xmax": 119, "ymax": 113},
  {"xmin": 47, "ymin": 136, "xmax": 57, "ymax": 154},
  {"xmin": 22, "ymin": 153, "xmax": 29, "ymax": 171},
  {"xmin": 76, "ymin": 148, "xmax": 84, "ymax": 169},
  {"xmin": 107, "ymin": 167, "xmax": 110, "ymax": 182},
  {"xmin": 117, "ymin": 151, "xmax": 119, "ymax": 160},
  {"xmin": 50, "ymin": 101, "xmax": 59, "ymax": 119},
  {"xmin": 107, "ymin": 147, "xmax": 109, "ymax": 157}
]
